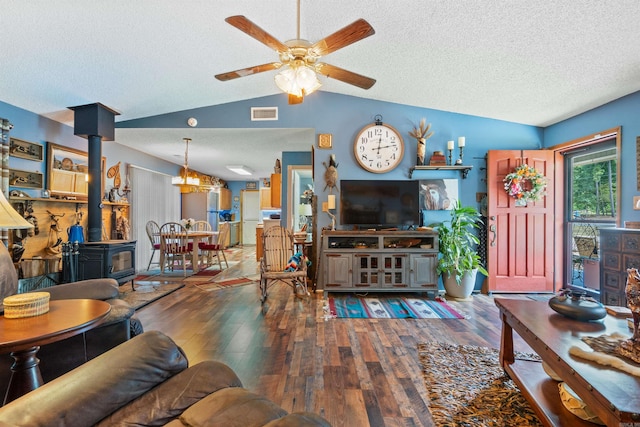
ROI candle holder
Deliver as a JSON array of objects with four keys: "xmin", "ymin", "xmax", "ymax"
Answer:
[
  {"xmin": 326, "ymin": 210, "xmax": 336, "ymax": 231},
  {"xmin": 448, "ymin": 148, "xmax": 453, "ymax": 166},
  {"xmin": 457, "ymin": 146, "xmax": 464, "ymax": 165}
]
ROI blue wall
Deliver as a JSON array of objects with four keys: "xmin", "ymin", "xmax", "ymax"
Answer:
[
  {"xmin": 0, "ymin": 101, "xmax": 180, "ymax": 199},
  {"xmin": 117, "ymin": 91, "xmax": 543, "ymax": 230},
  {"xmin": 5, "ymin": 88, "xmax": 638, "ymax": 229},
  {"xmin": 544, "ymin": 91, "xmax": 640, "ymax": 222}
]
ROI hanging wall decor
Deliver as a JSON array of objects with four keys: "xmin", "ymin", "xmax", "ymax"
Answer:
[{"xmin": 503, "ymin": 164, "xmax": 547, "ymax": 206}]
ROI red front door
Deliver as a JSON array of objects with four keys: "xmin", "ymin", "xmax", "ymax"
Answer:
[{"xmin": 486, "ymin": 150, "xmax": 555, "ymax": 293}]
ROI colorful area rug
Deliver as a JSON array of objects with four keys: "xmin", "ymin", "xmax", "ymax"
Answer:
[
  {"xmin": 119, "ymin": 282, "xmax": 184, "ymax": 310},
  {"xmin": 327, "ymin": 295, "xmax": 464, "ymax": 319},
  {"xmin": 419, "ymin": 342, "xmax": 542, "ymax": 426}
]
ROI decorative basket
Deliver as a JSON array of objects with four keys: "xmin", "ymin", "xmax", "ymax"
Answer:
[
  {"xmin": 558, "ymin": 382, "xmax": 604, "ymax": 425},
  {"xmin": 3, "ymin": 292, "xmax": 50, "ymax": 319}
]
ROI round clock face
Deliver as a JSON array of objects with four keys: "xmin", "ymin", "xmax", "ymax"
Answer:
[{"xmin": 353, "ymin": 122, "xmax": 404, "ymax": 173}]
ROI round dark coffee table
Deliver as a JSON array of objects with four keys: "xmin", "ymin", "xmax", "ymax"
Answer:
[{"xmin": 0, "ymin": 299, "xmax": 111, "ymax": 405}]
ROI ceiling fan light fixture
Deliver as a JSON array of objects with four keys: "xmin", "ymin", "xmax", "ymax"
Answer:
[
  {"xmin": 274, "ymin": 64, "xmax": 321, "ymax": 97},
  {"xmin": 226, "ymin": 165, "xmax": 253, "ymax": 176}
]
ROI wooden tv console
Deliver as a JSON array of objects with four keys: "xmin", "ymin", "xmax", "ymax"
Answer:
[
  {"xmin": 319, "ymin": 230, "xmax": 439, "ymax": 295},
  {"xmin": 496, "ymin": 298, "xmax": 640, "ymax": 426}
]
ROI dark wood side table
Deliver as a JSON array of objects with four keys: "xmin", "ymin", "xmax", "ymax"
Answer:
[
  {"xmin": 496, "ymin": 298, "xmax": 640, "ymax": 426},
  {"xmin": 0, "ymin": 299, "xmax": 111, "ymax": 405}
]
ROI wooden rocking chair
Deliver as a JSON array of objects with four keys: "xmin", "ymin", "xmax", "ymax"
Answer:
[{"xmin": 260, "ymin": 226, "xmax": 309, "ymax": 304}]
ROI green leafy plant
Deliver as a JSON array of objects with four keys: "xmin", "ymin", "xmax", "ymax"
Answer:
[{"xmin": 432, "ymin": 201, "xmax": 488, "ymax": 284}]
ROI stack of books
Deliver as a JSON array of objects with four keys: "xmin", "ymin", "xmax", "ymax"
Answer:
[{"xmin": 429, "ymin": 151, "xmax": 447, "ymax": 165}]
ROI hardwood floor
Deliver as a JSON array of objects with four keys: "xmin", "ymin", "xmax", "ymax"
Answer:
[{"xmin": 135, "ymin": 246, "xmax": 535, "ymax": 427}]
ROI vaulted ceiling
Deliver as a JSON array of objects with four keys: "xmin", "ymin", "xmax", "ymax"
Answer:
[{"xmin": 2, "ymin": 1, "xmax": 639, "ymax": 180}]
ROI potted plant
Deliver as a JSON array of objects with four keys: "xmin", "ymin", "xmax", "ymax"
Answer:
[{"xmin": 433, "ymin": 201, "xmax": 488, "ymax": 299}]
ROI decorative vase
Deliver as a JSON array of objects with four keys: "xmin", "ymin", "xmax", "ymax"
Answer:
[
  {"xmin": 443, "ymin": 269, "xmax": 477, "ymax": 299},
  {"xmin": 416, "ymin": 138, "xmax": 426, "ymax": 166},
  {"xmin": 548, "ymin": 291, "xmax": 606, "ymax": 321}
]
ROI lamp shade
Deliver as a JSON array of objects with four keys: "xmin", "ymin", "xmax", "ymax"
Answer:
[
  {"xmin": 274, "ymin": 64, "xmax": 321, "ymax": 97},
  {"xmin": 0, "ymin": 191, "xmax": 34, "ymax": 229},
  {"xmin": 299, "ymin": 204, "xmax": 312, "ymax": 216}
]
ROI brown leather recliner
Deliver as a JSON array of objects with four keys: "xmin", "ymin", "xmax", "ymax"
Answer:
[{"xmin": 0, "ymin": 331, "xmax": 331, "ymax": 427}]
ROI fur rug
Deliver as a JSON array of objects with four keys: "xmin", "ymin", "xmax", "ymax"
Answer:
[{"xmin": 418, "ymin": 342, "xmax": 542, "ymax": 426}]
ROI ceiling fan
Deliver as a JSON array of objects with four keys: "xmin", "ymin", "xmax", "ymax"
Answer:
[{"xmin": 215, "ymin": 1, "xmax": 376, "ymax": 104}]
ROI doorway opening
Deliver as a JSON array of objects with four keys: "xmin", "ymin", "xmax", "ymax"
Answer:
[{"xmin": 287, "ymin": 166, "xmax": 313, "ymax": 233}]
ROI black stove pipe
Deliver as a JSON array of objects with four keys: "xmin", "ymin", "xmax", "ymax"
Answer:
[
  {"xmin": 87, "ymin": 135, "xmax": 103, "ymax": 241},
  {"xmin": 68, "ymin": 103, "xmax": 120, "ymax": 242}
]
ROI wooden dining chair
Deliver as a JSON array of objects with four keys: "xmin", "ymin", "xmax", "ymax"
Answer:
[
  {"xmin": 159, "ymin": 222, "xmax": 193, "ymax": 276},
  {"xmin": 188, "ymin": 221, "xmax": 212, "ymax": 264},
  {"xmin": 259, "ymin": 226, "xmax": 308, "ymax": 304},
  {"xmin": 145, "ymin": 220, "xmax": 161, "ymax": 271},
  {"xmin": 198, "ymin": 222, "xmax": 229, "ymax": 270},
  {"xmin": 192, "ymin": 221, "xmax": 212, "ymax": 232}
]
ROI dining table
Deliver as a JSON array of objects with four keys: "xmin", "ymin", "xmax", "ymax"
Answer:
[{"xmin": 160, "ymin": 230, "xmax": 218, "ymax": 274}]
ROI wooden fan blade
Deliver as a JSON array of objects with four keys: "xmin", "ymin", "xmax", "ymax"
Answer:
[
  {"xmin": 316, "ymin": 63, "xmax": 376, "ymax": 89},
  {"xmin": 215, "ymin": 62, "xmax": 282, "ymax": 81},
  {"xmin": 310, "ymin": 19, "xmax": 375, "ymax": 57},
  {"xmin": 225, "ymin": 15, "xmax": 289, "ymax": 53}
]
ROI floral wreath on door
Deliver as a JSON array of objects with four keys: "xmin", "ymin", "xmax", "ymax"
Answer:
[{"xmin": 503, "ymin": 164, "xmax": 547, "ymax": 206}]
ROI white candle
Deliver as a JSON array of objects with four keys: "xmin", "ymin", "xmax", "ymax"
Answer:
[
  {"xmin": 458, "ymin": 136, "xmax": 466, "ymax": 147},
  {"xmin": 327, "ymin": 194, "xmax": 336, "ymax": 210},
  {"xmin": 447, "ymin": 140, "xmax": 454, "ymax": 150}
]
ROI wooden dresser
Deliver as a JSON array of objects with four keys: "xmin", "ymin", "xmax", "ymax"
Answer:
[{"xmin": 599, "ymin": 228, "xmax": 640, "ymax": 305}]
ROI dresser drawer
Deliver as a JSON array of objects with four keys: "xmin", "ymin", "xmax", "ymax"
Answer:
[
  {"xmin": 602, "ymin": 253, "xmax": 621, "ymax": 270},
  {"xmin": 623, "ymin": 254, "xmax": 640, "ymax": 271},
  {"xmin": 602, "ymin": 270, "xmax": 621, "ymax": 291},
  {"xmin": 600, "ymin": 231, "xmax": 621, "ymax": 251},
  {"xmin": 622, "ymin": 233, "xmax": 640, "ymax": 252},
  {"xmin": 602, "ymin": 289, "xmax": 623, "ymax": 306}
]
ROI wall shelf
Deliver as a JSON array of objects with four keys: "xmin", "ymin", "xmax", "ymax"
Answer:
[
  {"xmin": 9, "ymin": 196, "xmax": 129, "ymax": 207},
  {"xmin": 409, "ymin": 165, "xmax": 473, "ymax": 179}
]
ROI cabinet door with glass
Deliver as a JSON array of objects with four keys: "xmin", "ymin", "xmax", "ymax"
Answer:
[{"xmin": 354, "ymin": 253, "xmax": 409, "ymax": 289}]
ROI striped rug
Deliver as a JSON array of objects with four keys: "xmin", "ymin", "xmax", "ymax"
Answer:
[{"xmin": 328, "ymin": 295, "xmax": 464, "ymax": 319}]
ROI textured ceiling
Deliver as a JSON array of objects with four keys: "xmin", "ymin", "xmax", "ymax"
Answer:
[{"xmin": 2, "ymin": 1, "xmax": 639, "ymax": 180}]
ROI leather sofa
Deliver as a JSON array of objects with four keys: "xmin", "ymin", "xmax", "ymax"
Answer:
[
  {"xmin": 0, "ymin": 278, "xmax": 142, "ymax": 398},
  {"xmin": 0, "ymin": 331, "xmax": 331, "ymax": 427}
]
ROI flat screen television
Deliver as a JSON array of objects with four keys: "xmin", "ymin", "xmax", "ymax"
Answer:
[{"xmin": 340, "ymin": 180, "xmax": 420, "ymax": 228}]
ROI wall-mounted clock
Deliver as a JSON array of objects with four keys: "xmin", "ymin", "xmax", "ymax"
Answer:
[{"xmin": 353, "ymin": 116, "xmax": 404, "ymax": 173}]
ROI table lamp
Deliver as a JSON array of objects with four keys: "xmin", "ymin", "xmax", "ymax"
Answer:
[
  {"xmin": 0, "ymin": 190, "xmax": 34, "ymax": 308},
  {"xmin": 298, "ymin": 203, "xmax": 312, "ymax": 228}
]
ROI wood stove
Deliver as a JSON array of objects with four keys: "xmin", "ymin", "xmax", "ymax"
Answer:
[{"xmin": 77, "ymin": 240, "xmax": 136, "ymax": 286}]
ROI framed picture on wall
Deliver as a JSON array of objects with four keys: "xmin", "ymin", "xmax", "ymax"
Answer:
[
  {"xmin": 419, "ymin": 179, "xmax": 459, "ymax": 210},
  {"xmin": 47, "ymin": 142, "xmax": 105, "ymax": 199}
]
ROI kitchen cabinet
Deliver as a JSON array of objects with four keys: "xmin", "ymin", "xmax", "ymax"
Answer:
[
  {"xmin": 259, "ymin": 188, "xmax": 270, "ymax": 209},
  {"xmin": 270, "ymin": 173, "xmax": 281, "ymax": 208},
  {"xmin": 225, "ymin": 221, "xmax": 240, "ymax": 247},
  {"xmin": 219, "ymin": 188, "xmax": 232, "ymax": 210}
]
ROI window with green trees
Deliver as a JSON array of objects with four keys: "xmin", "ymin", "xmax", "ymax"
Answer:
[{"xmin": 566, "ymin": 142, "xmax": 617, "ymax": 291}]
